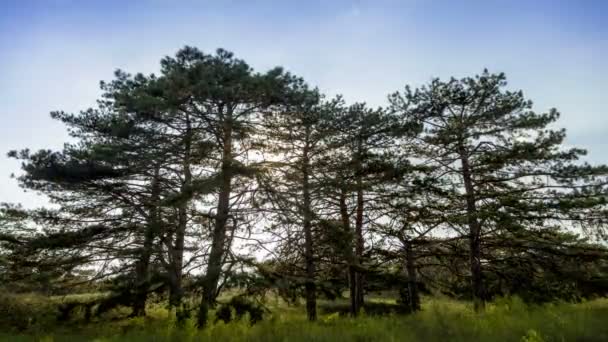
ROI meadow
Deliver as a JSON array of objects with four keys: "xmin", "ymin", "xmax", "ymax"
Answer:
[{"xmin": 2, "ymin": 293, "xmax": 608, "ymax": 342}]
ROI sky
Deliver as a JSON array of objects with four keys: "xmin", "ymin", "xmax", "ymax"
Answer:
[{"xmin": 0, "ymin": 0, "xmax": 607, "ymax": 208}]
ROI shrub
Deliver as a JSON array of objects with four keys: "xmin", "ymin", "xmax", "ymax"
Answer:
[
  {"xmin": 0, "ymin": 293, "xmax": 56, "ymax": 331},
  {"xmin": 214, "ymin": 296, "xmax": 265, "ymax": 325}
]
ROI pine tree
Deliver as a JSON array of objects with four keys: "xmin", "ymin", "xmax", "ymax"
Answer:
[
  {"xmin": 9, "ymin": 96, "xmax": 173, "ymax": 315},
  {"xmin": 320, "ymin": 103, "xmax": 414, "ymax": 314},
  {"xmin": 257, "ymin": 87, "xmax": 339, "ymax": 321},
  {"xmin": 371, "ymin": 151, "xmax": 446, "ymax": 313},
  {"xmin": 150, "ymin": 47, "xmax": 306, "ymax": 327},
  {"xmin": 98, "ymin": 66, "xmax": 219, "ymax": 318},
  {"xmin": 389, "ymin": 70, "xmax": 608, "ymax": 310}
]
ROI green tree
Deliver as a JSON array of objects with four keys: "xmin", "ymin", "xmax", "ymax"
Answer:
[
  {"xmin": 258, "ymin": 87, "xmax": 340, "ymax": 321},
  {"xmin": 320, "ymin": 103, "xmax": 414, "ymax": 314},
  {"xmin": 151, "ymin": 47, "xmax": 306, "ymax": 327},
  {"xmin": 9, "ymin": 100, "xmax": 171, "ymax": 315},
  {"xmin": 390, "ymin": 70, "xmax": 608, "ymax": 310}
]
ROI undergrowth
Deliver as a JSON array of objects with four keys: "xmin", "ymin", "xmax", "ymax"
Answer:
[{"xmin": 1, "ymin": 295, "xmax": 607, "ymax": 341}]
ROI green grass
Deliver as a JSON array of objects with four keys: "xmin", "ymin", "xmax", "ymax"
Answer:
[{"xmin": 2, "ymin": 296, "xmax": 608, "ymax": 341}]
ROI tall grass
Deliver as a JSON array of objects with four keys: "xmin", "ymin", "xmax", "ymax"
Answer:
[{"xmin": 2, "ymin": 296, "xmax": 608, "ymax": 341}]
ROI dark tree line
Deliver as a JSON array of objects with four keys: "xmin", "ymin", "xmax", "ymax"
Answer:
[{"xmin": 2, "ymin": 47, "xmax": 608, "ymax": 327}]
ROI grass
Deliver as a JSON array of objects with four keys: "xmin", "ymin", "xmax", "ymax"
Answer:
[{"xmin": 1, "ymin": 295, "xmax": 608, "ymax": 341}]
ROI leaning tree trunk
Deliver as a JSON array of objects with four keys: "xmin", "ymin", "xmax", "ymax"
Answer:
[
  {"xmin": 198, "ymin": 110, "xmax": 234, "ymax": 328},
  {"xmin": 132, "ymin": 164, "xmax": 161, "ymax": 317},
  {"xmin": 459, "ymin": 143, "xmax": 484, "ymax": 312}
]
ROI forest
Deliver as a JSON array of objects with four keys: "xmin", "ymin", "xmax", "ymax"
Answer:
[{"xmin": 2, "ymin": 47, "xmax": 608, "ymax": 341}]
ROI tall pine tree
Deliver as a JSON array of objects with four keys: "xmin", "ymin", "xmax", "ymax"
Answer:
[{"xmin": 390, "ymin": 70, "xmax": 608, "ymax": 310}]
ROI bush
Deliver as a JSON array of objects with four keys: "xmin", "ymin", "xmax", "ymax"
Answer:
[
  {"xmin": 214, "ymin": 296, "xmax": 265, "ymax": 325},
  {"xmin": 0, "ymin": 293, "xmax": 56, "ymax": 332}
]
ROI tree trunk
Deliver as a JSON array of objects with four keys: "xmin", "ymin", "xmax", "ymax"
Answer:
[
  {"xmin": 354, "ymin": 142, "xmax": 365, "ymax": 311},
  {"xmin": 459, "ymin": 143, "xmax": 484, "ymax": 312},
  {"xmin": 169, "ymin": 206, "xmax": 186, "ymax": 309},
  {"xmin": 198, "ymin": 108, "xmax": 234, "ymax": 328},
  {"xmin": 302, "ymin": 127, "xmax": 316, "ymax": 321},
  {"xmin": 339, "ymin": 185, "xmax": 357, "ymax": 316},
  {"xmin": 132, "ymin": 165, "xmax": 161, "ymax": 317},
  {"xmin": 170, "ymin": 117, "xmax": 192, "ymax": 319},
  {"xmin": 405, "ymin": 241, "xmax": 420, "ymax": 312}
]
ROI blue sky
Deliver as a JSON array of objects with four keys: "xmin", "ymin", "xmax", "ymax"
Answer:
[{"xmin": 1, "ymin": 0, "xmax": 607, "ymax": 207}]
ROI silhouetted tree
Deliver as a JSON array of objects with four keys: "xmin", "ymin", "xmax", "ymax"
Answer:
[{"xmin": 390, "ymin": 70, "xmax": 608, "ymax": 310}]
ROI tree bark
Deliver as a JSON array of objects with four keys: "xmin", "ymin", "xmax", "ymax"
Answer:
[
  {"xmin": 339, "ymin": 185, "xmax": 358, "ymax": 316},
  {"xmin": 169, "ymin": 116, "xmax": 192, "ymax": 316},
  {"xmin": 132, "ymin": 164, "xmax": 161, "ymax": 317},
  {"xmin": 405, "ymin": 241, "xmax": 420, "ymax": 312},
  {"xmin": 354, "ymin": 141, "xmax": 365, "ymax": 311},
  {"xmin": 459, "ymin": 143, "xmax": 484, "ymax": 312},
  {"xmin": 302, "ymin": 126, "xmax": 317, "ymax": 321}
]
